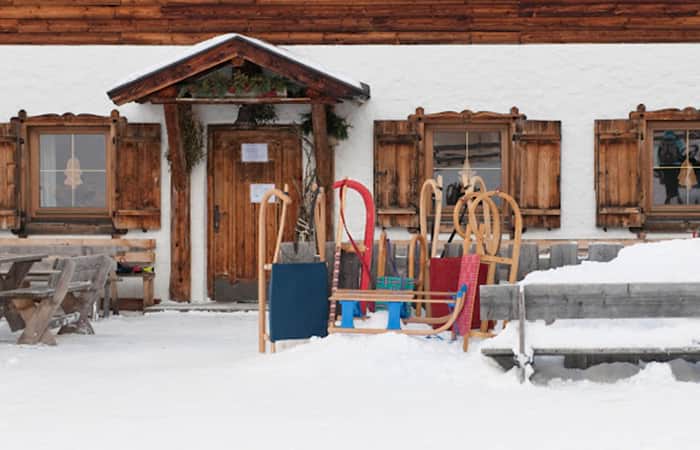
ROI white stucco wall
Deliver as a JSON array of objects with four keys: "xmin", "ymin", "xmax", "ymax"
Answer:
[{"xmin": 0, "ymin": 43, "xmax": 697, "ymax": 301}]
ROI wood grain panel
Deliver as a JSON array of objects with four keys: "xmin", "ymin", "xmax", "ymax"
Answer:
[
  {"xmin": 515, "ymin": 120, "xmax": 561, "ymax": 229},
  {"xmin": 373, "ymin": 120, "xmax": 421, "ymax": 228},
  {"xmin": 594, "ymin": 119, "xmax": 643, "ymax": 229},
  {"xmin": 0, "ymin": 121, "xmax": 19, "ymax": 230},
  {"xmin": 114, "ymin": 122, "xmax": 161, "ymax": 230},
  {"xmin": 3, "ymin": 2, "xmax": 700, "ymax": 45},
  {"xmin": 208, "ymin": 126, "xmax": 300, "ymax": 298}
]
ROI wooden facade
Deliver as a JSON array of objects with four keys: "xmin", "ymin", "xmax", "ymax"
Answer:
[
  {"xmin": 106, "ymin": 33, "xmax": 368, "ymax": 301},
  {"xmin": 3, "ymin": 1, "xmax": 700, "ymax": 45}
]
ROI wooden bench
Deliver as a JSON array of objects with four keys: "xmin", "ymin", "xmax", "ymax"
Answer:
[
  {"xmin": 2, "ymin": 255, "xmax": 114, "ymax": 344},
  {"xmin": 0, "ymin": 238, "xmax": 156, "ymax": 312},
  {"xmin": 480, "ymin": 282, "xmax": 700, "ymax": 380}
]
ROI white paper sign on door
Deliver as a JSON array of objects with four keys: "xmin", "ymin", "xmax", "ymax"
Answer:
[
  {"xmin": 241, "ymin": 143, "xmax": 268, "ymax": 162},
  {"xmin": 250, "ymin": 183, "xmax": 276, "ymax": 203}
]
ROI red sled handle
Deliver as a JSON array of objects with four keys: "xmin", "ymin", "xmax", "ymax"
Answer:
[{"xmin": 333, "ymin": 179, "xmax": 376, "ymax": 312}]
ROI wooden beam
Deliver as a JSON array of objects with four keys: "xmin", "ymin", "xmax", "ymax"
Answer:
[
  {"xmin": 231, "ymin": 55, "xmax": 245, "ymax": 67},
  {"xmin": 149, "ymin": 97, "xmax": 330, "ymax": 105},
  {"xmin": 311, "ymin": 102, "xmax": 333, "ymax": 235},
  {"xmin": 164, "ymin": 103, "xmax": 187, "ymax": 189},
  {"xmin": 481, "ymin": 283, "xmax": 700, "ymax": 321},
  {"xmin": 163, "ymin": 103, "xmax": 191, "ymax": 302}
]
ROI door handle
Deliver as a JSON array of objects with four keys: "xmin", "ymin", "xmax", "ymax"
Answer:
[{"xmin": 213, "ymin": 205, "xmax": 221, "ymax": 232}]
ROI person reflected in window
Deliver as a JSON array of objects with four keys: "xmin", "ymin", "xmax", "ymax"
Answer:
[
  {"xmin": 689, "ymin": 144, "xmax": 700, "ymax": 187},
  {"xmin": 656, "ymin": 131, "xmax": 684, "ymax": 204}
]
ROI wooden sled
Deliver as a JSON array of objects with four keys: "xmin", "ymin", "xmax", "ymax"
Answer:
[
  {"xmin": 258, "ymin": 185, "xmax": 330, "ymax": 354},
  {"xmin": 328, "ymin": 178, "xmax": 470, "ymax": 338},
  {"xmin": 410, "ymin": 188, "xmax": 523, "ymax": 351}
]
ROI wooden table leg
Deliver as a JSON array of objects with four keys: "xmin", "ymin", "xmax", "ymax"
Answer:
[
  {"xmin": 0, "ymin": 261, "xmax": 35, "ymax": 331},
  {"xmin": 58, "ymin": 292, "xmax": 95, "ymax": 335},
  {"xmin": 17, "ymin": 260, "xmax": 75, "ymax": 346},
  {"xmin": 143, "ymin": 276, "xmax": 155, "ymax": 308}
]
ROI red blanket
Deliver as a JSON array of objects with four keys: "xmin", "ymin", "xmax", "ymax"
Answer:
[{"xmin": 428, "ymin": 257, "xmax": 488, "ymax": 330}]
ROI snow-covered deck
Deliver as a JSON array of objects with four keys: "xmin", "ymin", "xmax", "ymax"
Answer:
[{"xmin": 2, "ymin": 311, "xmax": 700, "ymax": 450}]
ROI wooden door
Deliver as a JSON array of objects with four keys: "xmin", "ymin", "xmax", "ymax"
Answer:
[{"xmin": 208, "ymin": 126, "xmax": 301, "ymax": 301}]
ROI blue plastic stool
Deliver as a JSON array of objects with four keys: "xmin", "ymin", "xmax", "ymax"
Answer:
[
  {"xmin": 386, "ymin": 302, "xmax": 403, "ymax": 330},
  {"xmin": 340, "ymin": 300, "xmax": 358, "ymax": 328}
]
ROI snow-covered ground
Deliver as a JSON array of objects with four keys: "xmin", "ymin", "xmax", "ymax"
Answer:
[{"xmin": 2, "ymin": 311, "xmax": 700, "ymax": 450}]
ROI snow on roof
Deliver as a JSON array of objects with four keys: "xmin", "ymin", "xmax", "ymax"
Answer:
[{"xmin": 110, "ymin": 33, "xmax": 369, "ymax": 98}]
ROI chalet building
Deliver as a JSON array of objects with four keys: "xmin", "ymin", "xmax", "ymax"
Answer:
[{"xmin": 0, "ymin": 2, "xmax": 699, "ymax": 304}]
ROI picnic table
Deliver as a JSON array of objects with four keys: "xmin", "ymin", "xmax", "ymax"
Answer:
[{"xmin": 0, "ymin": 253, "xmax": 82, "ymax": 345}]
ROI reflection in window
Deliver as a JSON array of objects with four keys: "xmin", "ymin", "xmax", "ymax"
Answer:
[
  {"xmin": 433, "ymin": 130, "xmax": 501, "ymax": 206},
  {"xmin": 39, "ymin": 134, "xmax": 107, "ymax": 208},
  {"xmin": 653, "ymin": 129, "xmax": 700, "ymax": 205}
]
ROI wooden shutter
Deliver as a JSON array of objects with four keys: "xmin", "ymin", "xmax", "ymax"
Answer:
[
  {"xmin": 595, "ymin": 119, "xmax": 643, "ymax": 228},
  {"xmin": 113, "ymin": 122, "xmax": 161, "ymax": 231},
  {"xmin": 0, "ymin": 120, "xmax": 20, "ymax": 230},
  {"xmin": 514, "ymin": 120, "xmax": 561, "ymax": 229},
  {"xmin": 374, "ymin": 120, "xmax": 421, "ymax": 228}
]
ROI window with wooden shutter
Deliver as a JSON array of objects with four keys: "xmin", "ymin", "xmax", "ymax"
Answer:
[
  {"xmin": 0, "ymin": 120, "xmax": 20, "ymax": 230},
  {"xmin": 375, "ymin": 108, "xmax": 562, "ymax": 231},
  {"xmin": 594, "ymin": 119, "xmax": 643, "ymax": 229},
  {"xmin": 514, "ymin": 120, "xmax": 562, "ymax": 229},
  {"xmin": 374, "ymin": 120, "xmax": 421, "ymax": 228},
  {"xmin": 113, "ymin": 121, "xmax": 161, "ymax": 231}
]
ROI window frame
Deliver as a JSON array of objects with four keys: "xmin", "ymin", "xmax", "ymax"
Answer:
[
  {"xmin": 645, "ymin": 120, "xmax": 700, "ymax": 218},
  {"xmin": 28, "ymin": 125, "xmax": 113, "ymax": 221},
  {"xmin": 424, "ymin": 122, "xmax": 511, "ymax": 224}
]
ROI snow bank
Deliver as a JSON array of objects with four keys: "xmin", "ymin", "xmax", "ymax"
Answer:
[
  {"xmin": 485, "ymin": 239, "xmax": 700, "ymax": 350},
  {"xmin": 523, "ymin": 238, "xmax": 700, "ymax": 285}
]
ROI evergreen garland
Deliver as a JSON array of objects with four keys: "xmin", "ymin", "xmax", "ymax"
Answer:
[
  {"xmin": 300, "ymin": 109, "xmax": 351, "ymax": 141},
  {"xmin": 179, "ymin": 107, "xmax": 205, "ymax": 171}
]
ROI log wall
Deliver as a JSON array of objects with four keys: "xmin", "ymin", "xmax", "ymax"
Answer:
[{"xmin": 2, "ymin": 1, "xmax": 700, "ymax": 45}]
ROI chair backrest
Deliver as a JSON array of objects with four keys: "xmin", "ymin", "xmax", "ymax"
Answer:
[{"xmin": 53, "ymin": 255, "xmax": 114, "ymax": 293}]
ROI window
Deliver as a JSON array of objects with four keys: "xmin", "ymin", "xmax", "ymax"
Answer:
[
  {"xmin": 29, "ymin": 126, "xmax": 111, "ymax": 220},
  {"xmin": 650, "ymin": 124, "xmax": 700, "ymax": 208},
  {"xmin": 429, "ymin": 127, "xmax": 504, "ymax": 207},
  {"xmin": 595, "ymin": 106, "xmax": 700, "ymax": 232},
  {"xmin": 0, "ymin": 111, "xmax": 162, "ymax": 235},
  {"xmin": 374, "ymin": 108, "xmax": 561, "ymax": 230}
]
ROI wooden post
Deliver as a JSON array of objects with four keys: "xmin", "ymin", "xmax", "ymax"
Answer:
[
  {"xmin": 164, "ymin": 103, "xmax": 191, "ymax": 302},
  {"xmin": 258, "ymin": 186, "xmax": 291, "ymax": 353},
  {"xmin": 311, "ymin": 102, "xmax": 333, "ymax": 235}
]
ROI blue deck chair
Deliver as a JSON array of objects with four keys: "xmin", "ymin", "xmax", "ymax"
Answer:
[{"xmin": 269, "ymin": 262, "xmax": 329, "ymax": 342}]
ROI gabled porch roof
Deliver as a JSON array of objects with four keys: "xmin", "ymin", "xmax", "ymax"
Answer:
[{"xmin": 107, "ymin": 33, "xmax": 370, "ymax": 105}]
